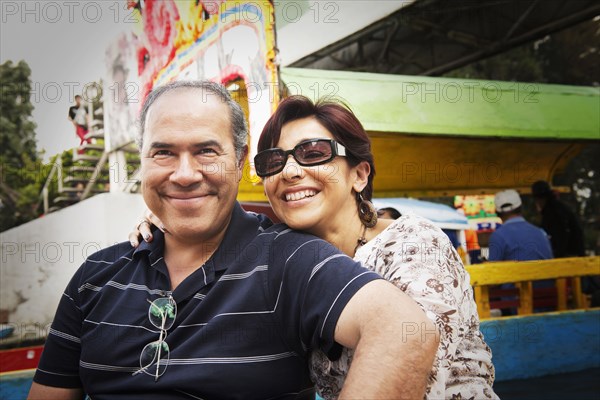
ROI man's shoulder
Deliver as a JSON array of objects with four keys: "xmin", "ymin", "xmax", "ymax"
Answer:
[
  {"xmin": 258, "ymin": 224, "xmax": 347, "ymax": 264},
  {"xmin": 82, "ymin": 241, "xmax": 137, "ymax": 268},
  {"xmin": 64, "ymin": 241, "xmax": 139, "ymax": 291},
  {"xmin": 259, "ymin": 223, "xmax": 328, "ymax": 246}
]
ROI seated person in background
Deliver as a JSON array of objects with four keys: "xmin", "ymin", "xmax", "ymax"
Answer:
[
  {"xmin": 29, "ymin": 81, "xmax": 438, "ymax": 400},
  {"xmin": 489, "ymin": 189, "xmax": 553, "ymax": 262},
  {"xmin": 465, "ymin": 229, "xmax": 483, "ymax": 264},
  {"xmin": 377, "ymin": 207, "xmax": 401, "ymax": 220},
  {"xmin": 489, "ymin": 189, "xmax": 554, "ymax": 314}
]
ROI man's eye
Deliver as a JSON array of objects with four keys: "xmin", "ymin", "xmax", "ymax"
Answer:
[
  {"xmin": 196, "ymin": 148, "xmax": 219, "ymax": 157},
  {"xmin": 152, "ymin": 150, "xmax": 172, "ymax": 158}
]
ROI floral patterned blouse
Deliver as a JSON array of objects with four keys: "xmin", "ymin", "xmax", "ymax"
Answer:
[{"xmin": 309, "ymin": 213, "xmax": 498, "ymax": 399}]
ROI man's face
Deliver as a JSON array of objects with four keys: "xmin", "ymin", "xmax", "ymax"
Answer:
[
  {"xmin": 140, "ymin": 88, "xmax": 244, "ymax": 244},
  {"xmin": 75, "ymin": 97, "xmax": 81, "ymax": 106}
]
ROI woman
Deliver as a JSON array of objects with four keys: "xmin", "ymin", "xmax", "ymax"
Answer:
[{"xmin": 133, "ymin": 95, "xmax": 497, "ymax": 399}]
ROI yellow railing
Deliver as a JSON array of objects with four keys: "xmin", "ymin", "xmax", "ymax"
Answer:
[{"xmin": 466, "ymin": 256, "xmax": 600, "ymax": 318}]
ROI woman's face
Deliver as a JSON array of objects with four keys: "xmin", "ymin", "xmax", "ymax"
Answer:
[{"xmin": 262, "ymin": 117, "xmax": 366, "ymax": 236}]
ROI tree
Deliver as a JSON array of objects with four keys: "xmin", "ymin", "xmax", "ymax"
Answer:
[{"xmin": 0, "ymin": 60, "xmax": 45, "ymax": 231}]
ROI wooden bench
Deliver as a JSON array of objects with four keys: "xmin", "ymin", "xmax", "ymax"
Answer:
[{"xmin": 466, "ymin": 256, "xmax": 600, "ymax": 318}]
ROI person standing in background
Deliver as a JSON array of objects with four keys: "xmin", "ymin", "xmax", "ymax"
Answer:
[
  {"xmin": 531, "ymin": 180, "xmax": 585, "ymax": 258},
  {"xmin": 68, "ymin": 95, "xmax": 90, "ymax": 153},
  {"xmin": 532, "ymin": 180, "xmax": 600, "ymax": 306}
]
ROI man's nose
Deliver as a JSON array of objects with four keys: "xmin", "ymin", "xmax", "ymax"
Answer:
[{"xmin": 170, "ymin": 154, "xmax": 202, "ymax": 186}]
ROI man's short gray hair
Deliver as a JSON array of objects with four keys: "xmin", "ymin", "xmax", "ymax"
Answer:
[{"xmin": 137, "ymin": 80, "xmax": 248, "ymax": 162}]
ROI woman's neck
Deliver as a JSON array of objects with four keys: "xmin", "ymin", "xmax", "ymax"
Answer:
[{"xmin": 315, "ymin": 216, "xmax": 394, "ymax": 258}]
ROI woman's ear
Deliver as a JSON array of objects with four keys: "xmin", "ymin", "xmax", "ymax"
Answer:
[{"xmin": 352, "ymin": 161, "xmax": 371, "ymax": 193}]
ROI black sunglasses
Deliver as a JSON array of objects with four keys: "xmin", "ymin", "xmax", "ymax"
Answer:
[{"xmin": 254, "ymin": 139, "xmax": 347, "ymax": 178}]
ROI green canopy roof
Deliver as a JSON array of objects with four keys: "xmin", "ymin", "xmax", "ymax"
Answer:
[{"xmin": 280, "ymin": 68, "xmax": 600, "ymax": 141}]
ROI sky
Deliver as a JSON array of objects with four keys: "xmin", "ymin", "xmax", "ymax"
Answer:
[{"xmin": 1, "ymin": 1, "xmax": 134, "ymax": 160}]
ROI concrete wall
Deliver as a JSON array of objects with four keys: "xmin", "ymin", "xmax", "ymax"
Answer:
[{"xmin": 0, "ymin": 193, "xmax": 145, "ymax": 339}]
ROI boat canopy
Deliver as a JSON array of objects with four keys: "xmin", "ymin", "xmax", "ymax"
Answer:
[
  {"xmin": 373, "ymin": 198, "xmax": 469, "ymax": 231},
  {"xmin": 237, "ymin": 68, "xmax": 599, "ymax": 200}
]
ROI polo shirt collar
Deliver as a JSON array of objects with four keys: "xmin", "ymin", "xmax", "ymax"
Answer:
[
  {"xmin": 205, "ymin": 202, "xmax": 262, "ymax": 272},
  {"xmin": 133, "ymin": 226, "xmax": 165, "ymax": 263},
  {"xmin": 503, "ymin": 216, "xmax": 526, "ymax": 225}
]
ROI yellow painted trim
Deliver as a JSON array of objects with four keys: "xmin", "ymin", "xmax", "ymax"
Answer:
[
  {"xmin": 0, "ymin": 368, "xmax": 35, "ymax": 378},
  {"xmin": 467, "ymin": 256, "xmax": 600, "ymax": 286}
]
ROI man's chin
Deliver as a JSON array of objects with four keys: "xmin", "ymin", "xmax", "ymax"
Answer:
[{"xmin": 164, "ymin": 221, "xmax": 213, "ymax": 238}]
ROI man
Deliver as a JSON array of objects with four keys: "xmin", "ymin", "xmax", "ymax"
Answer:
[
  {"xmin": 29, "ymin": 81, "xmax": 438, "ymax": 399},
  {"xmin": 377, "ymin": 207, "xmax": 401, "ymax": 220},
  {"xmin": 488, "ymin": 189, "xmax": 554, "ymax": 315},
  {"xmin": 532, "ymin": 181, "xmax": 600, "ymax": 306},
  {"xmin": 68, "ymin": 95, "xmax": 90, "ymax": 153},
  {"xmin": 489, "ymin": 189, "xmax": 553, "ymax": 262},
  {"xmin": 531, "ymin": 180, "xmax": 585, "ymax": 258}
]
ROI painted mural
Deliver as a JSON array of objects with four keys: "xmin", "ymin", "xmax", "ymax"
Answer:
[{"xmin": 104, "ymin": 0, "xmax": 279, "ymax": 167}]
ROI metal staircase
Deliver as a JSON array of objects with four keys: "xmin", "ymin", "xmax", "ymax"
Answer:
[{"xmin": 39, "ymin": 94, "xmax": 140, "ymax": 215}]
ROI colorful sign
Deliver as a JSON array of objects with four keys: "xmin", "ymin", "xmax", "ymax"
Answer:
[
  {"xmin": 454, "ymin": 195, "xmax": 502, "ymax": 232},
  {"xmin": 104, "ymin": 0, "xmax": 279, "ymax": 161}
]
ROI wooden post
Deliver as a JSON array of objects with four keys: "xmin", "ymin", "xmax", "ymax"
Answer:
[
  {"xmin": 475, "ymin": 286, "xmax": 491, "ymax": 319},
  {"xmin": 572, "ymin": 277, "xmax": 586, "ymax": 309},
  {"xmin": 517, "ymin": 281, "xmax": 533, "ymax": 315},
  {"xmin": 556, "ymin": 278, "xmax": 567, "ymax": 310}
]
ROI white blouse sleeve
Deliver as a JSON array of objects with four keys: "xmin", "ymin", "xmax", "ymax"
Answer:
[{"xmin": 356, "ymin": 213, "xmax": 484, "ymax": 399}]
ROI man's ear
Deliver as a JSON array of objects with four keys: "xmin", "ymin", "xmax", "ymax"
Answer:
[
  {"xmin": 237, "ymin": 145, "xmax": 249, "ymax": 182},
  {"xmin": 352, "ymin": 161, "xmax": 371, "ymax": 193},
  {"xmin": 238, "ymin": 145, "xmax": 249, "ymax": 169}
]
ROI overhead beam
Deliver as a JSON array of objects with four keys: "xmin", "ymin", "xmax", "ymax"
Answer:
[{"xmin": 421, "ymin": 4, "xmax": 600, "ymax": 76}]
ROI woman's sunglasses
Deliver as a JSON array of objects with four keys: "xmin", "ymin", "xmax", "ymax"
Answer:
[{"xmin": 254, "ymin": 139, "xmax": 347, "ymax": 178}]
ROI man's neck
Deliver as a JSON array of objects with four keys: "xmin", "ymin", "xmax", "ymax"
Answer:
[
  {"xmin": 163, "ymin": 232, "xmax": 224, "ymax": 290},
  {"xmin": 502, "ymin": 214, "xmax": 523, "ymax": 223}
]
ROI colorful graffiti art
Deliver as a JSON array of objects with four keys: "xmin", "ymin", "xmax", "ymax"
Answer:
[{"xmin": 104, "ymin": 0, "xmax": 278, "ymax": 161}]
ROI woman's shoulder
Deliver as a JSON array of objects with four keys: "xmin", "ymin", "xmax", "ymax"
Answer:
[{"xmin": 377, "ymin": 212, "xmax": 447, "ymax": 243}]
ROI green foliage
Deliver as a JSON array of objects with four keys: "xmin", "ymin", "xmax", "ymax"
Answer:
[
  {"xmin": 0, "ymin": 60, "xmax": 37, "ymax": 165},
  {"xmin": 0, "ymin": 60, "xmax": 43, "ymax": 231}
]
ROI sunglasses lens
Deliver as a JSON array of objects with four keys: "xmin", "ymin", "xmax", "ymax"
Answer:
[
  {"xmin": 148, "ymin": 297, "xmax": 177, "ymax": 330},
  {"xmin": 255, "ymin": 149, "xmax": 286, "ymax": 177},
  {"xmin": 254, "ymin": 140, "xmax": 338, "ymax": 177},
  {"xmin": 295, "ymin": 140, "xmax": 333, "ymax": 165}
]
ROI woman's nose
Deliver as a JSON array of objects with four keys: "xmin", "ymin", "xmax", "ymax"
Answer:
[{"xmin": 280, "ymin": 154, "xmax": 304, "ymax": 181}]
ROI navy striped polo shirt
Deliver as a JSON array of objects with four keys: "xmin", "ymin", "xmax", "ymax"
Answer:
[{"xmin": 34, "ymin": 202, "xmax": 381, "ymax": 399}]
